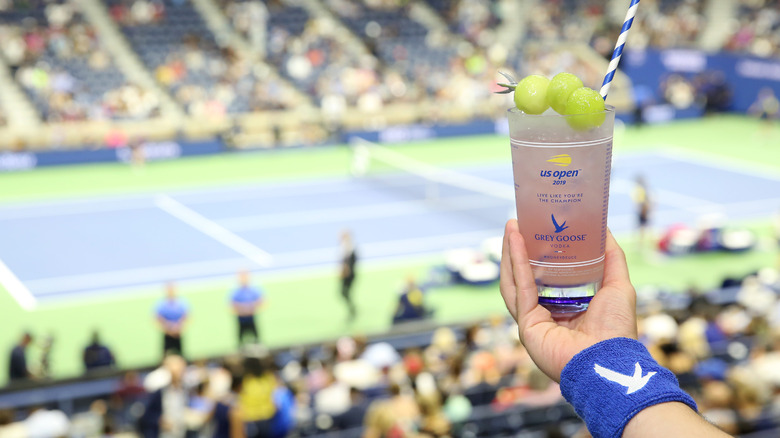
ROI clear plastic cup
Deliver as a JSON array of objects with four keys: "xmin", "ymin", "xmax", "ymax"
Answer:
[{"xmin": 508, "ymin": 106, "xmax": 616, "ymax": 313}]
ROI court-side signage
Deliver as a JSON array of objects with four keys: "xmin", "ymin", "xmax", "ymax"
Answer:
[
  {"xmin": 0, "ymin": 152, "xmax": 37, "ymax": 171},
  {"xmin": 346, "ymin": 119, "xmax": 496, "ymax": 144},
  {"xmin": 115, "ymin": 141, "xmax": 183, "ymax": 163},
  {"xmin": 0, "ymin": 140, "xmax": 223, "ymax": 172},
  {"xmin": 623, "ymin": 49, "xmax": 780, "ymax": 113}
]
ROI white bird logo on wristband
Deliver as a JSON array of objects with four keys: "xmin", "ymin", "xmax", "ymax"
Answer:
[{"xmin": 594, "ymin": 362, "xmax": 657, "ymax": 395}]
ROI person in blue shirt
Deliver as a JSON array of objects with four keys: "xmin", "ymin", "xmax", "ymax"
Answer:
[
  {"xmin": 155, "ymin": 283, "xmax": 189, "ymax": 357},
  {"xmin": 231, "ymin": 270, "xmax": 264, "ymax": 346}
]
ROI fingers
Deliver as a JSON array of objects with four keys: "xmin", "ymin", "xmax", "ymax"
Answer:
[
  {"xmin": 499, "ymin": 221, "xmax": 518, "ymax": 320},
  {"xmin": 588, "ymin": 229, "xmax": 637, "ymax": 337},
  {"xmin": 602, "ymin": 229, "xmax": 632, "ymax": 290},
  {"xmin": 505, "ymin": 220, "xmax": 540, "ymax": 324}
]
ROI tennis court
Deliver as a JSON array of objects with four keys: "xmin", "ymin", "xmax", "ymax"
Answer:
[
  {"xmin": 1, "ymin": 118, "xmax": 779, "ymax": 382},
  {"xmin": 1, "ymin": 142, "xmax": 779, "ymax": 310}
]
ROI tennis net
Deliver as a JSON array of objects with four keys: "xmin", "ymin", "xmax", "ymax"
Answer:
[{"xmin": 350, "ymin": 138, "xmax": 514, "ymax": 206}]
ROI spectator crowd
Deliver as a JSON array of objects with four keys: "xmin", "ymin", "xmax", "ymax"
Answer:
[
  {"xmin": 0, "ymin": 0, "xmax": 160, "ymax": 121},
  {"xmin": 0, "ymin": 0, "xmax": 774, "ymax": 141},
  {"xmin": 724, "ymin": 0, "xmax": 780, "ymax": 58},
  {"xmin": 4, "ymin": 264, "xmax": 780, "ymax": 437}
]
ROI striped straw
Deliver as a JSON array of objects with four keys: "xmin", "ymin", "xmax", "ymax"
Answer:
[{"xmin": 600, "ymin": 0, "xmax": 641, "ymax": 99}]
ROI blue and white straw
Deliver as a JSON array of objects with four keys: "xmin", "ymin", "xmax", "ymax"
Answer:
[{"xmin": 600, "ymin": 0, "xmax": 641, "ymax": 99}]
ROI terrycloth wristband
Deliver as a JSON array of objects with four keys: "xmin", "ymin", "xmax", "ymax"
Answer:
[{"xmin": 560, "ymin": 337, "xmax": 697, "ymax": 438}]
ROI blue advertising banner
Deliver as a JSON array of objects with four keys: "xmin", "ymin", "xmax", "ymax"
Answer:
[
  {"xmin": 623, "ymin": 49, "xmax": 780, "ymax": 113},
  {"xmin": 345, "ymin": 119, "xmax": 497, "ymax": 144},
  {"xmin": 0, "ymin": 140, "xmax": 224, "ymax": 172}
]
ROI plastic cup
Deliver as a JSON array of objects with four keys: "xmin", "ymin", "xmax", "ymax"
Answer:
[{"xmin": 507, "ymin": 106, "xmax": 616, "ymax": 313}]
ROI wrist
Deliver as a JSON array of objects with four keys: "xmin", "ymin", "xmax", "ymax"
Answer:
[{"xmin": 560, "ymin": 338, "xmax": 697, "ymax": 438}]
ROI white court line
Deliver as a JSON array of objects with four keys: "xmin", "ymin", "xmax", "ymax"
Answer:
[
  {"xmin": 0, "ymin": 153, "xmax": 635, "ymax": 219},
  {"xmin": 33, "ymin": 252, "xmax": 449, "ymax": 309},
  {"xmin": 154, "ymin": 195, "xmax": 273, "ymax": 267},
  {"xmin": 176, "ymin": 178, "xmax": 381, "ymax": 205},
  {"xmin": 704, "ymin": 196, "xmax": 780, "ymax": 214},
  {"xmin": 0, "ymin": 258, "xmax": 36, "ymax": 310},
  {"xmin": 10, "ymin": 149, "xmax": 779, "ymax": 305},
  {"xmin": 611, "ymin": 178, "xmax": 721, "ymax": 212},
  {"xmin": 0, "ymin": 175, "xmax": 428, "ymax": 220},
  {"xmin": 173, "ymin": 171, "xmax": 462, "ymax": 206},
  {"xmin": 0, "ymin": 178, "xmax": 428, "ymax": 221},
  {"xmin": 0, "ymin": 192, "xmax": 154, "ymax": 211},
  {"xmin": 0, "ymin": 180, "xmax": 365, "ymax": 219},
  {"xmin": 0, "ymin": 200, "xmax": 152, "ymax": 220},
  {"xmin": 220, "ymin": 195, "xmax": 509, "ymax": 231},
  {"xmin": 0, "ymin": 175, "xmax": 357, "ymax": 211},
  {"xmin": 272, "ymin": 229, "xmax": 503, "ymax": 266},
  {"xmin": 22, "ymin": 202, "xmax": 780, "ymax": 302},
  {"xmin": 360, "ymin": 229, "xmax": 500, "ymax": 254},
  {"xmin": 27, "ymin": 229, "xmax": 503, "ymax": 297},
  {"xmin": 25, "ymin": 257, "xmax": 249, "ymax": 295},
  {"xmin": 655, "ymin": 147, "xmax": 780, "ymax": 181}
]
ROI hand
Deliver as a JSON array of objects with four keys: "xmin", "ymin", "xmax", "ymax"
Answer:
[{"xmin": 499, "ymin": 219, "xmax": 638, "ymax": 382}]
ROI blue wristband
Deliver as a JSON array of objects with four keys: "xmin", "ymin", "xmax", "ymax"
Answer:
[{"xmin": 560, "ymin": 337, "xmax": 697, "ymax": 438}]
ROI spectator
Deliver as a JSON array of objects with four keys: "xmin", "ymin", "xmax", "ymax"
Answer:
[
  {"xmin": 83, "ymin": 331, "xmax": 116, "ymax": 372},
  {"xmin": 313, "ymin": 366, "xmax": 351, "ymax": 418},
  {"xmin": 271, "ymin": 383, "xmax": 296, "ymax": 438},
  {"xmin": 138, "ymin": 355, "xmax": 188, "ymax": 438},
  {"xmin": 24, "ymin": 405, "xmax": 70, "ymax": 438},
  {"xmin": 239, "ymin": 348, "xmax": 277, "ymax": 438},
  {"xmin": 392, "ymin": 275, "xmax": 430, "ymax": 324},
  {"xmin": 69, "ymin": 399, "xmax": 111, "ymax": 438},
  {"xmin": 749, "ymin": 87, "xmax": 780, "ymax": 124},
  {"xmin": 212, "ymin": 371, "xmax": 245, "ymax": 438},
  {"xmin": 0, "ymin": 409, "xmax": 26, "ymax": 437},
  {"xmin": 332, "ymin": 387, "xmax": 369, "ymax": 430},
  {"xmin": 724, "ymin": 0, "xmax": 780, "ymax": 57},
  {"xmin": 115, "ymin": 370, "xmax": 146, "ymax": 403},
  {"xmin": 185, "ymin": 381, "xmax": 213, "ymax": 435},
  {"xmin": 113, "ymin": 370, "xmax": 146, "ymax": 429},
  {"xmin": 155, "ymin": 283, "xmax": 189, "ymax": 357},
  {"xmin": 230, "ymin": 270, "xmax": 264, "ymax": 346},
  {"xmin": 363, "ymin": 382, "xmax": 420, "ymax": 438},
  {"xmin": 339, "ymin": 229, "xmax": 358, "ymax": 322},
  {"xmin": 8, "ymin": 332, "xmax": 33, "ymax": 383},
  {"xmin": 418, "ymin": 392, "xmax": 451, "ymax": 437}
]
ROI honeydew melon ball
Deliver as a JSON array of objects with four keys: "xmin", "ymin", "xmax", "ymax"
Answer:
[
  {"xmin": 546, "ymin": 72, "xmax": 584, "ymax": 115},
  {"xmin": 565, "ymin": 87, "xmax": 606, "ymax": 130},
  {"xmin": 513, "ymin": 75, "xmax": 550, "ymax": 115}
]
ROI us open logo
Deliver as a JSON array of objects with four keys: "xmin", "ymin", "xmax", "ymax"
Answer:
[
  {"xmin": 540, "ymin": 154, "xmax": 580, "ymax": 183},
  {"xmin": 546, "ymin": 154, "xmax": 572, "ymax": 167}
]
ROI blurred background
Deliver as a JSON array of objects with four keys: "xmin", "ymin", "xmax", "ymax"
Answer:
[{"xmin": 0, "ymin": 0, "xmax": 779, "ymax": 436}]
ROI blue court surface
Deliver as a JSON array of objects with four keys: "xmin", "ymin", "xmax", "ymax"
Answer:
[{"xmin": 1, "ymin": 148, "xmax": 779, "ymax": 308}]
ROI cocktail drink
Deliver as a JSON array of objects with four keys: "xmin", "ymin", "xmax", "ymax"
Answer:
[{"xmin": 508, "ymin": 107, "xmax": 615, "ymax": 313}]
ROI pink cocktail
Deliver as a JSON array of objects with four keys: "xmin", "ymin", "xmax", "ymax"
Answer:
[{"xmin": 508, "ymin": 107, "xmax": 616, "ymax": 313}]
